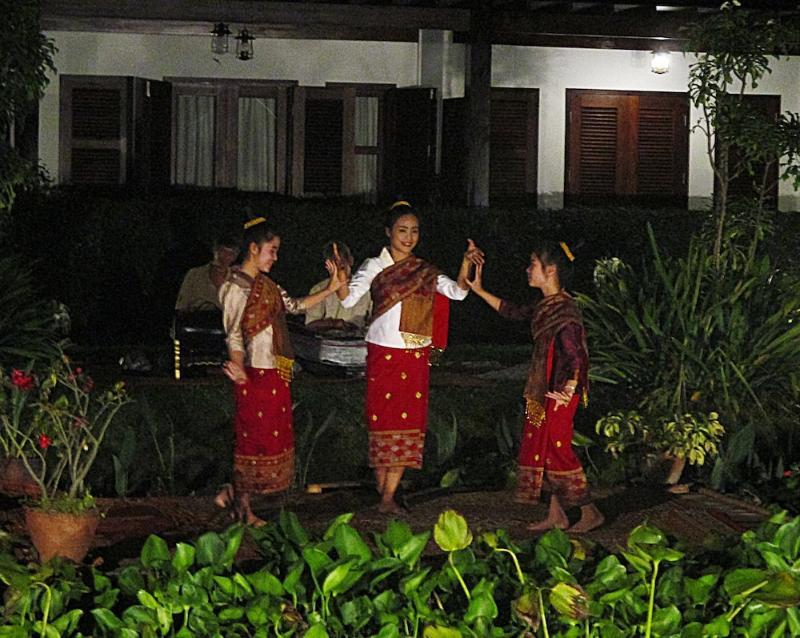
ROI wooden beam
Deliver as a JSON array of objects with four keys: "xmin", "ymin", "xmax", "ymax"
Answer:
[{"xmin": 41, "ymin": 0, "xmax": 471, "ymax": 37}]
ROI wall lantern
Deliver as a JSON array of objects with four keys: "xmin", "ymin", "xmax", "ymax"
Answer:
[
  {"xmin": 651, "ymin": 50, "xmax": 671, "ymax": 74},
  {"xmin": 236, "ymin": 29, "xmax": 255, "ymax": 61},
  {"xmin": 210, "ymin": 22, "xmax": 231, "ymax": 55}
]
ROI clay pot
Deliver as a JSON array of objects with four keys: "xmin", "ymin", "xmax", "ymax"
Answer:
[
  {"xmin": 0, "ymin": 456, "xmax": 42, "ymax": 498},
  {"xmin": 24, "ymin": 507, "xmax": 99, "ymax": 562}
]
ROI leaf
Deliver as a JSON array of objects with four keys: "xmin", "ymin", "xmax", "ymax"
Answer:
[
  {"xmin": 137, "ymin": 590, "xmax": 159, "ymax": 610},
  {"xmin": 50, "ymin": 609, "xmax": 82, "ymax": 634},
  {"xmin": 397, "ymin": 532, "xmax": 430, "ymax": 567},
  {"xmin": 400, "ymin": 568, "xmax": 431, "ymax": 596},
  {"xmin": 322, "ymin": 561, "xmax": 354, "ymax": 596},
  {"xmin": 723, "ymin": 568, "xmax": 770, "ymax": 597},
  {"xmin": 323, "ymin": 513, "xmax": 355, "ymax": 540},
  {"xmin": 376, "ymin": 623, "xmax": 401, "ymax": 638},
  {"xmin": 302, "ymin": 547, "xmax": 333, "ymax": 576},
  {"xmin": 196, "ymin": 532, "xmax": 226, "ymax": 567},
  {"xmin": 382, "ymin": 519, "xmax": 413, "ymax": 551},
  {"xmin": 433, "ymin": 510, "xmax": 473, "ymax": 552},
  {"xmin": 650, "ymin": 605, "xmax": 681, "ymax": 635},
  {"xmin": 91, "ymin": 608, "xmax": 123, "ymax": 631},
  {"xmin": 140, "ymin": 535, "xmax": 170, "ymax": 568},
  {"xmin": 171, "ymin": 543, "xmax": 195, "ymax": 572},
  {"xmin": 423, "ymin": 626, "xmax": 463, "ymax": 638},
  {"xmin": 305, "ymin": 623, "xmax": 330, "ymax": 638},
  {"xmin": 247, "ymin": 570, "xmax": 284, "ymax": 596},
  {"xmin": 464, "ymin": 591, "xmax": 499, "ymax": 623},
  {"xmin": 334, "ymin": 524, "xmax": 372, "ymax": 563},
  {"xmin": 280, "ymin": 511, "xmax": 310, "ymax": 546}
]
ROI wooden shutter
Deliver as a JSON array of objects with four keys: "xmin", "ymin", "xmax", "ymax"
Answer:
[
  {"xmin": 490, "ymin": 88, "xmax": 538, "ymax": 203},
  {"xmin": 385, "ymin": 87, "xmax": 437, "ymax": 203},
  {"xmin": 716, "ymin": 94, "xmax": 780, "ymax": 208},
  {"xmin": 60, "ymin": 76, "xmax": 127, "ymax": 185},
  {"xmin": 566, "ymin": 90, "xmax": 688, "ymax": 206}
]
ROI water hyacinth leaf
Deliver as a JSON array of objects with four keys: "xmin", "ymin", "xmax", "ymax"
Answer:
[
  {"xmin": 401, "ymin": 567, "xmax": 431, "ymax": 595},
  {"xmin": 218, "ymin": 607, "xmax": 245, "ymax": 621},
  {"xmin": 323, "ymin": 561, "xmax": 354, "ymax": 595},
  {"xmin": 591, "ymin": 620, "xmax": 626, "ymax": 638},
  {"xmin": 434, "ymin": 510, "xmax": 473, "ymax": 552},
  {"xmin": 423, "ymin": 625, "xmax": 463, "ymax": 638},
  {"xmin": 683, "ymin": 573, "xmax": 719, "ymax": 605},
  {"xmin": 246, "ymin": 598, "xmax": 270, "ymax": 625},
  {"xmin": 464, "ymin": 591, "xmax": 499, "ymax": 623},
  {"xmin": 213, "ymin": 575, "xmax": 234, "ymax": 596},
  {"xmin": 549, "ymin": 582, "xmax": 590, "ymax": 620},
  {"xmin": 280, "ymin": 510, "xmax": 310, "ymax": 546},
  {"xmin": 377, "ymin": 623, "xmax": 401, "ymax": 638},
  {"xmin": 649, "ymin": 546, "xmax": 685, "ymax": 563},
  {"xmin": 703, "ymin": 616, "xmax": 731, "ymax": 637},
  {"xmin": 754, "ymin": 572, "xmax": 800, "ymax": 608},
  {"xmin": 340, "ymin": 596, "xmax": 373, "ymax": 627},
  {"xmin": 383, "ymin": 519, "xmax": 413, "ymax": 551},
  {"xmin": 305, "ymin": 623, "xmax": 330, "ymax": 638},
  {"xmin": 283, "ymin": 562, "xmax": 304, "ymax": 594},
  {"xmin": 593, "ymin": 555, "xmax": 628, "ymax": 589},
  {"xmin": 92, "ymin": 608, "xmax": 123, "ymax": 631},
  {"xmin": 247, "ymin": 570, "xmax": 284, "ymax": 596},
  {"xmin": 171, "ymin": 543, "xmax": 195, "ymax": 572},
  {"xmin": 651, "ymin": 605, "xmax": 681, "ymax": 635},
  {"xmin": 196, "ymin": 531, "xmax": 226, "ymax": 566},
  {"xmin": 398, "ymin": 532, "xmax": 430, "ymax": 566},
  {"xmin": 536, "ymin": 528, "xmax": 572, "ymax": 561},
  {"xmin": 137, "ymin": 590, "xmax": 159, "ymax": 610},
  {"xmin": 723, "ymin": 568, "xmax": 770, "ymax": 597},
  {"xmin": 334, "ymin": 524, "xmax": 372, "ymax": 563},
  {"xmin": 620, "ymin": 550, "xmax": 652, "ymax": 575},
  {"xmin": 774, "ymin": 517, "xmax": 800, "ymax": 561},
  {"xmin": 323, "ymin": 512, "xmax": 355, "ymax": 540},
  {"xmin": 627, "ymin": 524, "xmax": 666, "ymax": 548},
  {"xmin": 302, "ymin": 547, "xmax": 333, "ymax": 576},
  {"xmin": 221, "ymin": 525, "xmax": 244, "ymax": 567},
  {"xmin": 140, "ymin": 534, "xmax": 170, "ymax": 568}
]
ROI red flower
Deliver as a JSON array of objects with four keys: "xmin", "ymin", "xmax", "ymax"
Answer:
[
  {"xmin": 10, "ymin": 369, "xmax": 34, "ymax": 391},
  {"xmin": 83, "ymin": 377, "xmax": 95, "ymax": 392},
  {"xmin": 38, "ymin": 433, "xmax": 52, "ymax": 450},
  {"xmin": 784, "ymin": 470, "xmax": 794, "ymax": 478},
  {"xmin": 75, "ymin": 367, "xmax": 83, "ymax": 375}
]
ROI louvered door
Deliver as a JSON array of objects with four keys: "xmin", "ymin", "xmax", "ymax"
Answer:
[
  {"xmin": 490, "ymin": 88, "xmax": 538, "ymax": 202},
  {"xmin": 566, "ymin": 90, "xmax": 688, "ymax": 206},
  {"xmin": 60, "ymin": 76, "xmax": 127, "ymax": 184}
]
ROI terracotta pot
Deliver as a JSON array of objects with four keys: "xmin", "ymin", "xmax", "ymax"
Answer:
[
  {"xmin": 24, "ymin": 507, "xmax": 99, "ymax": 563},
  {"xmin": 0, "ymin": 456, "xmax": 42, "ymax": 498}
]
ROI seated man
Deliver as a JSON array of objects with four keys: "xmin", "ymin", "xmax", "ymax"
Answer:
[
  {"xmin": 175, "ymin": 235, "xmax": 240, "ymax": 312},
  {"xmin": 305, "ymin": 241, "xmax": 371, "ymax": 332}
]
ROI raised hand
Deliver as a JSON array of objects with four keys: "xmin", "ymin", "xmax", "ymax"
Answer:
[
  {"xmin": 325, "ymin": 260, "xmax": 344, "ymax": 292},
  {"xmin": 465, "ymin": 262, "xmax": 485, "ymax": 293},
  {"xmin": 463, "ymin": 238, "xmax": 485, "ymax": 266}
]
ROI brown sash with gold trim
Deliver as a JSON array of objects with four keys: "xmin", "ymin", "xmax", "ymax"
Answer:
[
  {"xmin": 235, "ymin": 271, "xmax": 295, "ymax": 381},
  {"xmin": 523, "ymin": 291, "xmax": 587, "ymax": 425},
  {"xmin": 370, "ymin": 255, "xmax": 442, "ymax": 348}
]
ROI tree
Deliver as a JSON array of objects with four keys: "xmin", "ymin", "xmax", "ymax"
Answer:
[
  {"xmin": 0, "ymin": 0, "xmax": 56, "ymax": 214},
  {"xmin": 685, "ymin": 1, "xmax": 800, "ymax": 265}
]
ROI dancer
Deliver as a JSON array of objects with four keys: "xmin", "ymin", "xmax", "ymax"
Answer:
[
  {"xmin": 467, "ymin": 240, "xmax": 604, "ymax": 533},
  {"xmin": 216, "ymin": 217, "xmax": 342, "ymax": 526},
  {"xmin": 337, "ymin": 201, "xmax": 483, "ymax": 513}
]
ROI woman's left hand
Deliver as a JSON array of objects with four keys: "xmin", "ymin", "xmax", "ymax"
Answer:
[
  {"xmin": 546, "ymin": 386, "xmax": 576, "ymax": 410},
  {"xmin": 463, "ymin": 239, "xmax": 485, "ymax": 266}
]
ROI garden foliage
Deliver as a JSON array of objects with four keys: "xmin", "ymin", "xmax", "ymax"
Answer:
[{"xmin": 2, "ymin": 510, "xmax": 800, "ymax": 636}]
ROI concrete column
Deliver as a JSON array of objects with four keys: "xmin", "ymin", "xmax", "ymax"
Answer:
[
  {"xmin": 417, "ymin": 29, "xmax": 451, "ymax": 174},
  {"xmin": 465, "ymin": 16, "xmax": 491, "ymax": 207}
]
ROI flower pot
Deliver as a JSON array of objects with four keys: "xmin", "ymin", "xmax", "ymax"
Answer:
[
  {"xmin": 24, "ymin": 507, "xmax": 99, "ymax": 562},
  {"xmin": 0, "ymin": 456, "xmax": 42, "ymax": 498}
]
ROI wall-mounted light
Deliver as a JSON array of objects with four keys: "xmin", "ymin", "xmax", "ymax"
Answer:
[
  {"xmin": 210, "ymin": 22, "xmax": 231, "ymax": 55},
  {"xmin": 236, "ymin": 29, "xmax": 255, "ymax": 61},
  {"xmin": 651, "ymin": 50, "xmax": 671, "ymax": 74}
]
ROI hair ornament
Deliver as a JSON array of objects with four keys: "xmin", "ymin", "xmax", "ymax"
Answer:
[
  {"xmin": 389, "ymin": 200, "xmax": 412, "ymax": 211},
  {"xmin": 559, "ymin": 241, "xmax": 575, "ymax": 262},
  {"xmin": 244, "ymin": 217, "xmax": 266, "ymax": 230}
]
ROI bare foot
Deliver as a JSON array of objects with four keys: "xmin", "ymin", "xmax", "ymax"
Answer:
[
  {"xmin": 666, "ymin": 483, "xmax": 690, "ymax": 494},
  {"xmin": 214, "ymin": 484, "xmax": 235, "ymax": 515},
  {"xmin": 527, "ymin": 516, "xmax": 569, "ymax": 532},
  {"xmin": 378, "ymin": 500, "xmax": 403, "ymax": 515},
  {"xmin": 568, "ymin": 511, "xmax": 605, "ymax": 534},
  {"xmin": 244, "ymin": 513, "xmax": 268, "ymax": 528}
]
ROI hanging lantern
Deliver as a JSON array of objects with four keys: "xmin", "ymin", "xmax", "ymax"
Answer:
[
  {"xmin": 236, "ymin": 29, "xmax": 255, "ymax": 61},
  {"xmin": 651, "ymin": 51, "xmax": 671, "ymax": 75},
  {"xmin": 210, "ymin": 23, "xmax": 231, "ymax": 55}
]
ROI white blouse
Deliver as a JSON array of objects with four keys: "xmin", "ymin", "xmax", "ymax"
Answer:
[
  {"xmin": 340, "ymin": 247, "xmax": 468, "ymax": 348},
  {"xmin": 219, "ymin": 278, "xmax": 302, "ymax": 369}
]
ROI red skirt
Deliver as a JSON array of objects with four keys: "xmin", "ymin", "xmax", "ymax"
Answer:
[
  {"xmin": 365, "ymin": 343, "xmax": 430, "ymax": 469},
  {"xmin": 233, "ymin": 367, "xmax": 294, "ymax": 495},
  {"xmin": 515, "ymin": 342, "xmax": 590, "ymax": 507}
]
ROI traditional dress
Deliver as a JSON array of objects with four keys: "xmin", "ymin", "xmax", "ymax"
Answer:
[
  {"xmin": 219, "ymin": 271, "xmax": 302, "ymax": 495},
  {"xmin": 499, "ymin": 291, "xmax": 592, "ymax": 507},
  {"xmin": 341, "ymin": 247, "xmax": 467, "ymax": 469}
]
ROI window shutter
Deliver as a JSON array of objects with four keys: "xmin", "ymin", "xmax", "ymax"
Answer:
[
  {"xmin": 489, "ymin": 88, "xmax": 538, "ymax": 203},
  {"xmin": 303, "ymin": 98, "xmax": 344, "ymax": 194},
  {"xmin": 60, "ymin": 76, "xmax": 127, "ymax": 185},
  {"xmin": 566, "ymin": 90, "xmax": 688, "ymax": 205}
]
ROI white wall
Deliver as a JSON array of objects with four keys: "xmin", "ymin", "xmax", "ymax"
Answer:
[
  {"xmin": 39, "ymin": 31, "xmax": 419, "ymax": 178},
  {"xmin": 41, "ymin": 31, "xmax": 800, "ymax": 210},
  {"xmin": 444, "ymin": 43, "xmax": 800, "ymax": 210}
]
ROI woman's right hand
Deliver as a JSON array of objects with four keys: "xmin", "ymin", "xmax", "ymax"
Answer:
[
  {"xmin": 466, "ymin": 262, "xmax": 485, "ymax": 294},
  {"xmin": 223, "ymin": 360, "xmax": 248, "ymax": 385}
]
